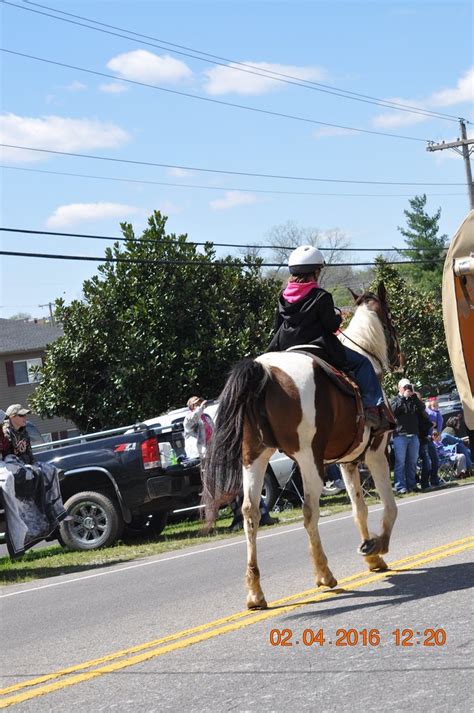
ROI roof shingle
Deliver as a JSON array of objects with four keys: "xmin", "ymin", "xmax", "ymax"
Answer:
[{"xmin": 0, "ymin": 318, "xmax": 64, "ymax": 355}]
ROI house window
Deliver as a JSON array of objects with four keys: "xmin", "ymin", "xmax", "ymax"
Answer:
[{"xmin": 12, "ymin": 358, "xmax": 43, "ymax": 385}]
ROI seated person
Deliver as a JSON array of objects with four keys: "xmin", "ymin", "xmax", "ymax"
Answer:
[
  {"xmin": 1, "ymin": 404, "xmax": 34, "ymax": 464},
  {"xmin": 432, "ymin": 430, "xmax": 468, "ymax": 478},
  {"xmin": 440, "ymin": 422, "xmax": 472, "ymax": 470}
]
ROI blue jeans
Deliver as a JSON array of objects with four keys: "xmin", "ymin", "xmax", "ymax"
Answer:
[
  {"xmin": 343, "ymin": 346, "xmax": 384, "ymax": 408},
  {"xmin": 393, "ymin": 434, "xmax": 420, "ymax": 492},
  {"xmin": 419, "ymin": 439, "xmax": 440, "ymax": 487}
]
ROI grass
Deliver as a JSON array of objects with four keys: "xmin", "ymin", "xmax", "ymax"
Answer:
[{"xmin": 1, "ymin": 477, "xmax": 472, "ymax": 586}]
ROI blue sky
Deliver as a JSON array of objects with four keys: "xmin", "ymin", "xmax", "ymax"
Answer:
[{"xmin": 1, "ymin": 0, "xmax": 473, "ymax": 319}]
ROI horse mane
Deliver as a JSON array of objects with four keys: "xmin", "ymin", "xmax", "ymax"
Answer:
[{"xmin": 339, "ymin": 299, "xmax": 388, "ymax": 374}]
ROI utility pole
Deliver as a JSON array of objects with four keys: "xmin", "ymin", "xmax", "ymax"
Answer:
[
  {"xmin": 39, "ymin": 302, "xmax": 55, "ymax": 326},
  {"xmin": 427, "ymin": 118, "xmax": 474, "ymax": 210}
]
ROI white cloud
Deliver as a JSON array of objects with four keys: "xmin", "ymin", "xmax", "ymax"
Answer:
[
  {"xmin": 209, "ymin": 191, "xmax": 260, "ymax": 211},
  {"xmin": 313, "ymin": 126, "xmax": 357, "ymax": 139},
  {"xmin": 65, "ymin": 81, "xmax": 87, "ymax": 92},
  {"xmin": 167, "ymin": 167, "xmax": 194, "ymax": 178},
  {"xmin": 431, "ymin": 68, "xmax": 474, "ymax": 107},
  {"xmin": 373, "ymin": 101, "xmax": 428, "ymax": 128},
  {"xmin": 47, "ymin": 202, "xmax": 139, "ymax": 228},
  {"xmin": 99, "ymin": 82, "xmax": 128, "ymax": 94},
  {"xmin": 107, "ymin": 49, "xmax": 192, "ymax": 84},
  {"xmin": 204, "ymin": 61, "xmax": 326, "ymax": 96},
  {"xmin": 373, "ymin": 68, "xmax": 474, "ymax": 128},
  {"xmin": 0, "ymin": 113, "xmax": 130, "ymax": 163}
]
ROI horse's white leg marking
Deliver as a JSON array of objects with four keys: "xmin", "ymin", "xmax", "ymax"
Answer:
[
  {"xmin": 364, "ymin": 435, "xmax": 397, "ymax": 569},
  {"xmin": 242, "ymin": 447, "xmax": 274, "ymax": 610},
  {"xmin": 296, "ymin": 449, "xmax": 337, "ymax": 589},
  {"xmin": 339, "ymin": 462, "xmax": 370, "ymax": 543}
]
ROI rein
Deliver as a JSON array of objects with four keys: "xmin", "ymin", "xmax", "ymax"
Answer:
[{"xmin": 338, "ymin": 330, "xmax": 385, "ymax": 373}]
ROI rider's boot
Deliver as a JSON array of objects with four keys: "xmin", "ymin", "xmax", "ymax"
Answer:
[
  {"xmin": 364, "ymin": 406, "xmax": 381, "ymax": 430},
  {"xmin": 365, "ymin": 404, "xmax": 394, "ymax": 436}
]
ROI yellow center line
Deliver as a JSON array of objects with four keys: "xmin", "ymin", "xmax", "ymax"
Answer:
[
  {"xmin": 1, "ymin": 535, "xmax": 471, "ymax": 697},
  {"xmin": 0, "ymin": 537, "xmax": 472, "ymax": 708}
]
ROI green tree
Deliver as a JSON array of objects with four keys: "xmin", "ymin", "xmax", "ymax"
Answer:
[
  {"xmin": 371, "ymin": 257, "xmax": 451, "ymax": 396},
  {"xmin": 30, "ymin": 212, "xmax": 280, "ymax": 432},
  {"xmin": 397, "ymin": 194, "xmax": 447, "ymax": 292}
]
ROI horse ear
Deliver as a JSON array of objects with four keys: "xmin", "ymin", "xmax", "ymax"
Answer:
[
  {"xmin": 377, "ymin": 282, "xmax": 387, "ymax": 302},
  {"xmin": 348, "ymin": 287, "xmax": 360, "ymax": 302}
]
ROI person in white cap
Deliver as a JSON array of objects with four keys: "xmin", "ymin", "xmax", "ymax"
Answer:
[
  {"xmin": 390, "ymin": 379, "xmax": 426, "ymax": 494},
  {"xmin": 1, "ymin": 404, "xmax": 34, "ymax": 464},
  {"xmin": 267, "ymin": 245, "xmax": 389, "ymax": 432}
]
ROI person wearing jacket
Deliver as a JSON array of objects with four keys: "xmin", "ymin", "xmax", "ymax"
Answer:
[
  {"xmin": 1, "ymin": 404, "xmax": 34, "ymax": 465},
  {"xmin": 183, "ymin": 396, "xmax": 214, "ymax": 460},
  {"xmin": 390, "ymin": 379, "xmax": 427, "ymax": 494},
  {"xmin": 267, "ymin": 245, "xmax": 388, "ymax": 431}
]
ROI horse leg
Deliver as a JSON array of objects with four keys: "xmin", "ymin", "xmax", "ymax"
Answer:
[
  {"xmin": 339, "ymin": 461, "xmax": 383, "ymax": 570},
  {"xmin": 297, "ymin": 450, "xmax": 337, "ymax": 589},
  {"xmin": 242, "ymin": 446, "xmax": 273, "ymax": 610},
  {"xmin": 363, "ymin": 438, "xmax": 398, "ymax": 570}
]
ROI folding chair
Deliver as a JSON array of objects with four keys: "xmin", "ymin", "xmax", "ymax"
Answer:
[
  {"xmin": 359, "ymin": 463, "xmax": 377, "ymax": 499},
  {"xmin": 272, "ymin": 462, "xmax": 304, "ymax": 512},
  {"xmin": 437, "ymin": 456, "xmax": 458, "ymax": 485}
]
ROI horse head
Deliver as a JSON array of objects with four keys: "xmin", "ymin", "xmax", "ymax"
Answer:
[{"xmin": 349, "ymin": 282, "xmax": 404, "ymax": 373}]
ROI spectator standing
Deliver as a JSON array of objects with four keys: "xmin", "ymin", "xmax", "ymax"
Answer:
[
  {"xmin": 418, "ymin": 398, "xmax": 441, "ymax": 490},
  {"xmin": 183, "ymin": 396, "xmax": 214, "ymax": 459},
  {"xmin": 390, "ymin": 378, "xmax": 426, "ymax": 494},
  {"xmin": 0, "ymin": 404, "xmax": 34, "ymax": 464},
  {"xmin": 425, "ymin": 398, "xmax": 444, "ymax": 433}
]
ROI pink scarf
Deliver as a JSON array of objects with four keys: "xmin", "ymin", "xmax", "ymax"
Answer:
[{"xmin": 282, "ymin": 280, "xmax": 319, "ymax": 303}]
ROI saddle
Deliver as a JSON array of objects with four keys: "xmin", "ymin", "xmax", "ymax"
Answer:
[{"xmin": 286, "ymin": 346, "xmax": 368, "ymax": 461}]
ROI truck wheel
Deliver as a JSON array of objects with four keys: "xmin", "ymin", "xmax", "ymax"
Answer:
[
  {"xmin": 60, "ymin": 491, "xmax": 124, "ymax": 551},
  {"xmin": 262, "ymin": 471, "xmax": 279, "ymax": 511}
]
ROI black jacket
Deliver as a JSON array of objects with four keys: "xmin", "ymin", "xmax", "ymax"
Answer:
[
  {"xmin": 267, "ymin": 287, "xmax": 347, "ymax": 368},
  {"xmin": 390, "ymin": 394, "xmax": 427, "ymax": 437}
]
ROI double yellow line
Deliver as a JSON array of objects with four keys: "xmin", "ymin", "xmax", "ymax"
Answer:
[{"xmin": 1, "ymin": 536, "xmax": 473, "ymax": 709}]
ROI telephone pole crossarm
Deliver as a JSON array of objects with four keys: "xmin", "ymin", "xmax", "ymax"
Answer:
[{"xmin": 426, "ymin": 119, "xmax": 473, "ymax": 210}]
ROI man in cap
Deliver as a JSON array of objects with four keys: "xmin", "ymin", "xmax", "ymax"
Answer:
[
  {"xmin": 1, "ymin": 404, "xmax": 34, "ymax": 464},
  {"xmin": 390, "ymin": 379, "xmax": 427, "ymax": 494}
]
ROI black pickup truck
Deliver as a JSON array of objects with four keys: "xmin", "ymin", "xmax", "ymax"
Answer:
[{"xmin": 19, "ymin": 422, "xmax": 202, "ymax": 551}]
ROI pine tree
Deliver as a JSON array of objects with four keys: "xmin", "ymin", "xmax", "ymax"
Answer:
[{"xmin": 397, "ymin": 194, "xmax": 447, "ymax": 291}]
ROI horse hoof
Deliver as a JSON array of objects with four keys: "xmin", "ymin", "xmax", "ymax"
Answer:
[
  {"xmin": 317, "ymin": 576, "xmax": 338, "ymax": 589},
  {"xmin": 366, "ymin": 556, "xmax": 388, "ymax": 571},
  {"xmin": 247, "ymin": 595, "xmax": 268, "ymax": 610},
  {"xmin": 358, "ymin": 538, "xmax": 379, "ymax": 556}
]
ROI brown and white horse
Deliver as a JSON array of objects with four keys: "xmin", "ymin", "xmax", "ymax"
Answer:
[{"xmin": 202, "ymin": 282, "xmax": 403, "ymax": 609}]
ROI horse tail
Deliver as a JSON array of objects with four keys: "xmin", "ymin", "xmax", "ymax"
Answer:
[{"xmin": 202, "ymin": 358, "xmax": 270, "ymax": 524}]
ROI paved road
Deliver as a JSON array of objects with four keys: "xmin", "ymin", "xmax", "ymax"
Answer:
[{"xmin": 1, "ymin": 486, "xmax": 473, "ymax": 712}]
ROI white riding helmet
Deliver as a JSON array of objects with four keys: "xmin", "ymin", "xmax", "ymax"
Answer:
[{"xmin": 288, "ymin": 245, "xmax": 325, "ymax": 275}]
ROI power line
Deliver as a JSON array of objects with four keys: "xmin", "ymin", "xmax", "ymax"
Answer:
[
  {"xmin": 0, "ymin": 227, "xmax": 449, "ymax": 253},
  {"xmin": 8, "ymin": 0, "xmax": 465, "ymax": 123},
  {"xmin": 0, "ymin": 48, "xmax": 434, "ymax": 144},
  {"xmin": 0, "ymin": 248, "xmax": 446, "ymax": 267},
  {"xmin": 1, "ymin": 165, "xmax": 465, "ymax": 198},
  {"xmin": 0, "ymin": 144, "xmax": 465, "ymax": 185}
]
